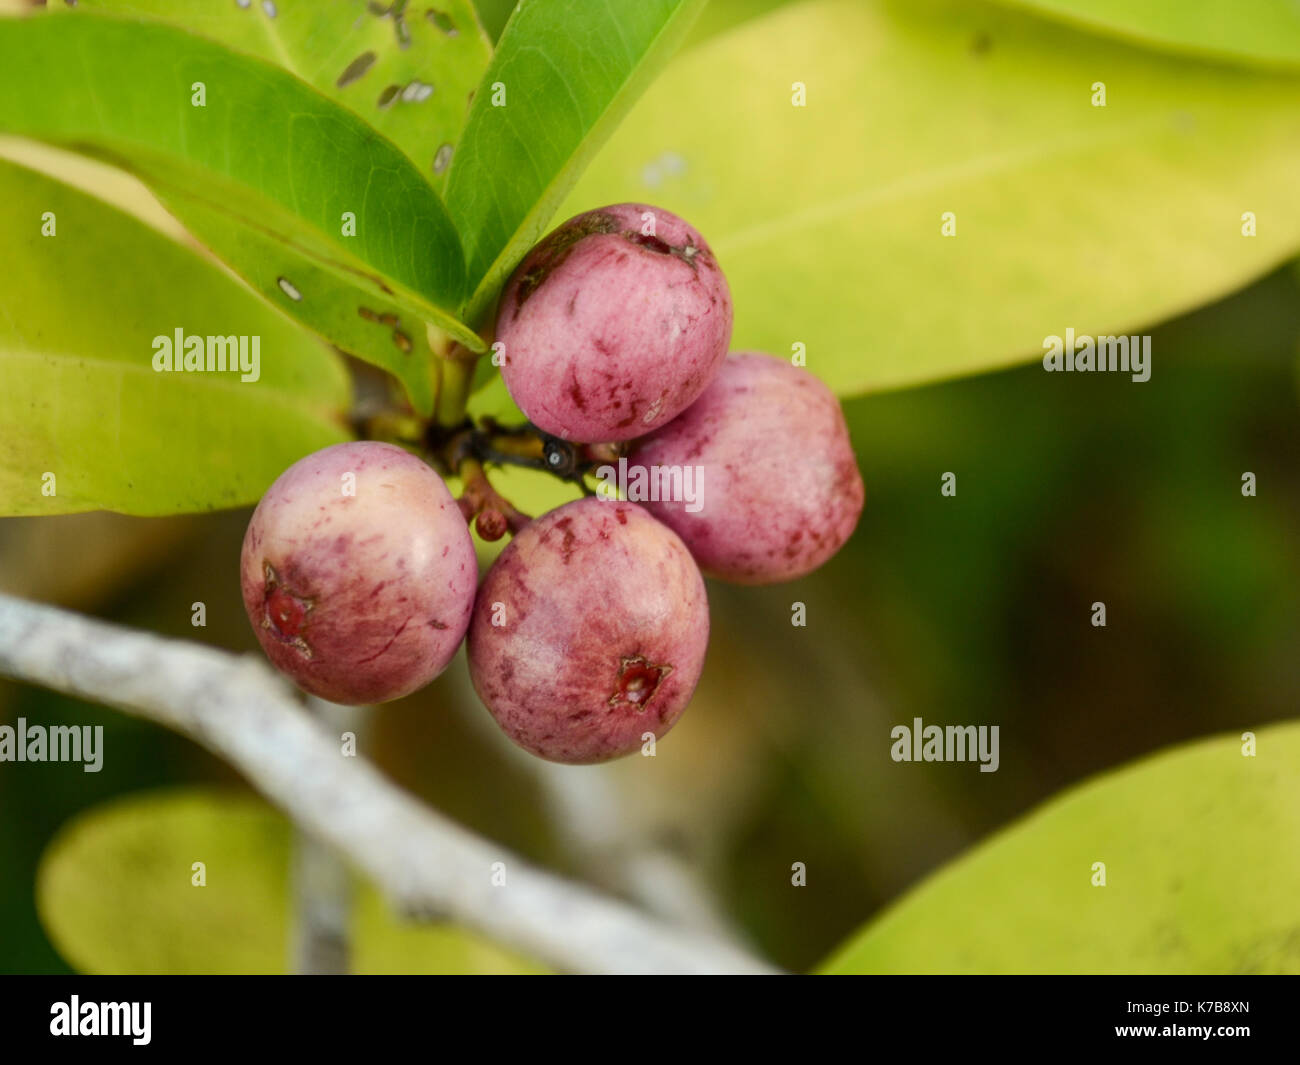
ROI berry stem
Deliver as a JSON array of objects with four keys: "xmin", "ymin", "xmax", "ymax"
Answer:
[
  {"xmin": 433, "ymin": 346, "xmax": 477, "ymax": 429},
  {"xmin": 427, "ymin": 319, "xmax": 484, "ymax": 430},
  {"xmin": 416, "ymin": 316, "xmax": 624, "ymax": 534},
  {"xmin": 455, "ymin": 454, "xmax": 531, "ymax": 539}
]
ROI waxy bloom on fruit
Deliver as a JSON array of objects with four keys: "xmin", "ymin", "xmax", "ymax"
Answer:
[
  {"xmin": 495, "ymin": 203, "xmax": 732, "ymax": 443},
  {"xmin": 627, "ymin": 353, "xmax": 864, "ymax": 584},
  {"xmin": 240, "ymin": 441, "xmax": 476, "ymax": 704},
  {"xmin": 467, "ymin": 497, "xmax": 709, "ymax": 763}
]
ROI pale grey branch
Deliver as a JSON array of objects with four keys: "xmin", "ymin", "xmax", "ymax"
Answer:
[
  {"xmin": 0, "ymin": 593, "xmax": 778, "ymax": 976},
  {"xmin": 292, "ymin": 697, "xmax": 365, "ymax": 976}
]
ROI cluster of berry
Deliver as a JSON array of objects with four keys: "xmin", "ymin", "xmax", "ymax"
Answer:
[{"xmin": 241, "ymin": 204, "xmax": 864, "ymax": 763}]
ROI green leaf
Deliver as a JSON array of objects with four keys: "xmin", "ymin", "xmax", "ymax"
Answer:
[
  {"xmin": 0, "ymin": 157, "xmax": 350, "ymax": 517},
  {"xmin": 562, "ymin": 0, "xmax": 1300, "ymax": 397},
  {"xmin": 986, "ymin": 0, "xmax": 1300, "ymax": 69},
  {"xmin": 821, "ymin": 723, "xmax": 1300, "ymax": 974},
  {"xmin": 680, "ymin": 0, "xmax": 794, "ymax": 49},
  {"xmin": 38, "ymin": 2, "xmax": 494, "ymax": 409},
  {"xmin": 153, "ymin": 191, "xmax": 445, "ymax": 415},
  {"xmin": 55, "ymin": 0, "xmax": 493, "ymax": 192},
  {"xmin": 444, "ymin": 0, "xmax": 709, "ymax": 324},
  {"xmin": 37, "ymin": 789, "xmax": 548, "ymax": 975},
  {"xmin": 0, "ymin": 13, "xmax": 480, "ymax": 366},
  {"xmin": 0, "ymin": 143, "xmax": 441, "ymax": 411},
  {"xmin": 470, "ymin": 0, "xmax": 516, "ymax": 43}
]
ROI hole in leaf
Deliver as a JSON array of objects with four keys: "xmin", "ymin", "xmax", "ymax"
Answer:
[{"xmin": 401, "ymin": 80, "xmax": 434, "ymax": 103}]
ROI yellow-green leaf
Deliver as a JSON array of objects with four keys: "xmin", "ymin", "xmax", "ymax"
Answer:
[
  {"xmin": 55, "ymin": 0, "xmax": 493, "ymax": 191},
  {"xmin": 0, "ymin": 158, "xmax": 349, "ymax": 517},
  {"xmin": 37, "ymin": 789, "xmax": 547, "ymax": 975},
  {"xmin": 0, "ymin": 13, "xmax": 479, "ymax": 370},
  {"xmin": 821, "ymin": 723, "xmax": 1300, "ymax": 974},
  {"xmin": 563, "ymin": 0, "xmax": 1300, "ymax": 397},
  {"xmin": 989, "ymin": 0, "xmax": 1300, "ymax": 69}
]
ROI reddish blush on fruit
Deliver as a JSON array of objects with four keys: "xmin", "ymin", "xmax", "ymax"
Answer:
[
  {"xmin": 627, "ymin": 353, "xmax": 864, "ymax": 584},
  {"xmin": 467, "ymin": 497, "xmax": 709, "ymax": 763},
  {"xmin": 495, "ymin": 203, "xmax": 732, "ymax": 443},
  {"xmin": 240, "ymin": 441, "xmax": 476, "ymax": 704}
]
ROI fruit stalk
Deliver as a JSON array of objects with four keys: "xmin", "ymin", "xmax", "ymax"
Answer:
[{"xmin": 432, "ymin": 342, "xmax": 478, "ymax": 429}]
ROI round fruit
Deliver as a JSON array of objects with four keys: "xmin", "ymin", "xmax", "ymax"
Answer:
[
  {"xmin": 626, "ymin": 353, "xmax": 864, "ymax": 584},
  {"xmin": 494, "ymin": 202, "xmax": 732, "ymax": 443},
  {"xmin": 467, "ymin": 497, "xmax": 709, "ymax": 763},
  {"xmin": 240, "ymin": 441, "xmax": 476, "ymax": 704}
]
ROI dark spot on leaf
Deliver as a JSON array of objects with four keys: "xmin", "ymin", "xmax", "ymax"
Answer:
[
  {"xmin": 426, "ymin": 8, "xmax": 458, "ymax": 35},
  {"xmin": 377, "ymin": 84, "xmax": 401, "ymax": 109},
  {"xmin": 337, "ymin": 51, "xmax": 377, "ymax": 88},
  {"xmin": 359, "ymin": 307, "xmax": 401, "ymax": 329}
]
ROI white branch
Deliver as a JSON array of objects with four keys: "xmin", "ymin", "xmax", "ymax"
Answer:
[
  {"xmin": 0, "ymin": 593, "xmax": 778, "ymax": 975},
  {"xmin": 515, "ymin": 747, "xmax": 751, "ymax": 943},
  {"xmin": 291, "ymin": 697, "xmax": 365, "ymax": 975}
]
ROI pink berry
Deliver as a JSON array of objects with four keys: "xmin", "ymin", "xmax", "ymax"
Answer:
[
  {"xmin": 626, "ymin": 353, "xmax": 864, "ymax": 584},
  {"xmin": 240, "ymin": 441, "xmax": 476, "ymax": 704},
  {"xmin": 467, "ymin": 497, "xmax": 708, "ymax": 763},
  {"xmin": 494, "ymin": 203, "xmax": 732, "ymax": 443}
]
